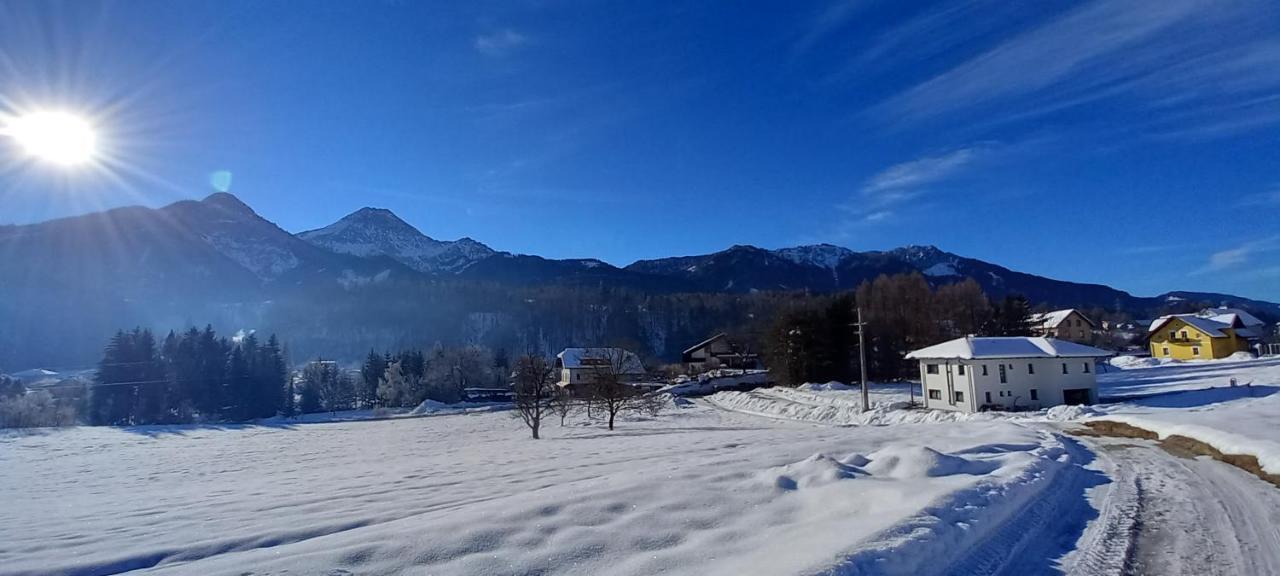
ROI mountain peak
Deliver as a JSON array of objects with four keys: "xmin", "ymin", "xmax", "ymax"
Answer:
[
  {"xmin": 201, "ymin": 192, "xmax": 257, "ymax": 217},
  {"xmin": 298, "ymin": 208, "xmax": 495, "ymax": 274}
]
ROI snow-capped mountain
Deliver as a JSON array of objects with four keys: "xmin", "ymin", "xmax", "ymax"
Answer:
[
  {"xmin": 298, "ymin": 207, "xmax": 496, "ymax": 274},
  {"xmin": 773, "ymin": 244, "xmax": 856, "ymax": 270}
]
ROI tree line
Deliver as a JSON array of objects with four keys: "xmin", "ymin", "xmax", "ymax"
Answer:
[
  {"xmin": 88, "ymin": 326, "xmax": 289, "ymax": 425},
  {"xmin": 763, "ymin": 275, "xmax": 1035, "ymax": 386}
]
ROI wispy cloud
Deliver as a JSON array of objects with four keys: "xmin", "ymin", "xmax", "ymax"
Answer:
[
  {"xmin": 474, "ymin": 29, "xmax": 529, "ymax": 57},
  {"xmin": 1194, "ymin": 235, "xmax": 1280, "ymax": 274},
  {"xmin": 874, "ymin": 0, "xmax": 1280, "ymax": 138},
  {"xmin": 831, "ymin": 143, "xmax": 996, "ymax": 230},
  {"xmin": 861, "ymin": 146, "xmax": 985, "ymax": 195},
  {"xmin": 1238, "ymin": 186, "xmax": 1280, "ymax": 207},
  {"xmin": 1118, "ymin": 244, "xmax": 1190, "ymax": 256},
  {"xmin": 791, "ymin": 0, "xmax": 866, "ymax": 58}
]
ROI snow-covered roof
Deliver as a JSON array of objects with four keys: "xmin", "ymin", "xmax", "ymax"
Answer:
[
  {"xmin": 556, "ymin": 348, "xmax": 646, "ymax": 373},
  {"xmin": 682, "ymin": 333, "xmax": 726, "ymax": 355},
  {"xmin": 1199, "ymin": 307, "xmax": 1264, "ymax": 328},
  {"xmin": 905, "ymin": 337, "xmax": 1111, "ymax": 360},
  {"xmin": 1028, "ymin": 309, "xmax": 1093, "ymax": 329},
  {"xmin": 1147, "ymin": 314, "xmax": 1232, "ymax": 338}
]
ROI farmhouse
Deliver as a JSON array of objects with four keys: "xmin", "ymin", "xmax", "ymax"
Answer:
[
  {"xmin": 555, "ymin": 348, "xmax": 658, "ymax": 395},
  {"xmin": 1147, "ymin": 313, "xmax": 1252, "ymax": 360},
  {"xmin": 681, "ymin": 333, "xmax": 761, "ymax": 372},
  {"xmin": 906, "ymin": 336, "xmax": 1111, "ymax": 413},
  {"xmin": 1028, "ymin": 309, "xmax": 1095, "ymax": 343}
]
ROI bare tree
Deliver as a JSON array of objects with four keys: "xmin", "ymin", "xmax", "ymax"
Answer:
[
  {"xmin": 586, "ymin": 348, "xmax": 644, "ymax": 431},
  {"xmin": 513, "ymin": 354, "xmax": 557, "ymax": 439},
  {"xmin": 551, "ymin": 385, "xmax": 576, "ymax": 426}
]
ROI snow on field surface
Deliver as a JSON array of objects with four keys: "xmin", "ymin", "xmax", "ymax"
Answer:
[
  {"xmin": 1091, "ymin": 356, "xmax": 1280, "ymax": 475},
  {"xmin": 1, "ymin": 402, "xmax": 1095, "ymax": 576}
]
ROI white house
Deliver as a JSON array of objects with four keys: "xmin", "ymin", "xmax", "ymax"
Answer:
[
  {"xmin": 554, "ymin": 348, "xmax": 652, "ymax": 395},
  {"xmin": 905, "ymin": 336, "xmax": 1111, "ymax": 413}
]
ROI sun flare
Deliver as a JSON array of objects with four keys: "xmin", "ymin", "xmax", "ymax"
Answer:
[{"xmin": 4, "ymin": 110, "xmax": 99, "ymax": 166}]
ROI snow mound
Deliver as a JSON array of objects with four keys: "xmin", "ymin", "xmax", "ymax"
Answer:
[
  {"xmin": 1225, "ymin": 351, "xmax": 1257, "ymax": 362},
  {"xmin": 762, "ymin": 453, "xmax": 861, "ymax": 490},
  {"xmin": 408, "ymin": 399, "xmax": 509, "ymax": 416},
  {"xmin": 1043, "ymin": 404, "xmax": 1099, "ymax": 421},
  {"xmin": 1109, "ymin": 355, "xmax": 1163, "ymax": 369},
  {"xmin": 798, "ymin": 381, "xmax": 854, "ymax": 391},
  {"xmin": 863, "ymin": 446, "xmax": 998, "ymax": 479}
]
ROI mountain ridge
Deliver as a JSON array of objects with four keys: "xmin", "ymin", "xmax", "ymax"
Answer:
[{"xmin": 1, "ymin": 193, "xmax": 1275, "ymax": 369}]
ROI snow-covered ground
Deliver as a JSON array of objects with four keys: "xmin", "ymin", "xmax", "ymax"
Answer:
[
  {"xmin": 2, "ymin": 400, "xmax": 1102, "ymax": 576},
  {"xmin": 5, "ymin": 357, "xmax": 1280, "ymax": 575},
  {"xmin": 1090, "ymin": 356, "xmax": 1280, "ymax": 475}
]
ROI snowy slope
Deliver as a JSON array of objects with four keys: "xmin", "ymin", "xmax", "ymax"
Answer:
[
  {"xmin": 298, "ymin": 207, "xmax": 495, "ymax": 274},
  {"xmin": 2, "ymin": 403, "xmax": 1089, "ymax": 576}
]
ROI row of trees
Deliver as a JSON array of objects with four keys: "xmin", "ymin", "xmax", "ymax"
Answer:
[
  {"xmin": 0, "ymin": 375, "xmax": 78, "ymax": 428},
  {"xmin": 89, "ymin": 327, "xmax": 289, "ymax": 425},
  {"xmin": 359, "ymin": 346, "xmax": 507, "ymax": 409},
  {"xmin": 763, "ymin": 275, "xmax": 1036, "ymax": 385}
]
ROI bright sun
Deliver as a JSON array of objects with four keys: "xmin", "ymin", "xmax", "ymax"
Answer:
[{"xmin": 4, "ymin": 111, "xmax": 99, "ymax": 166}]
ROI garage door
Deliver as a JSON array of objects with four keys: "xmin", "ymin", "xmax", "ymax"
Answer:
[{"xmin": 1062, "ymin": 388, "xmax": 1091, "ymax": 405}]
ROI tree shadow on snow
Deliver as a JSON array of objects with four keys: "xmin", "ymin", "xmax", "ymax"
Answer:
[
  {"xmin": 1101, "ymin": 384, "xmax": 1278, "ymax": 408},
  {"xmin": 117, "ymin": 420, "xmax": 299, "ymax": 437}
]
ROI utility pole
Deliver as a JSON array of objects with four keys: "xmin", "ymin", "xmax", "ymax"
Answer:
[{"xmin": 853, "ymin": 307, "xmax": 869, "ymax": 413}]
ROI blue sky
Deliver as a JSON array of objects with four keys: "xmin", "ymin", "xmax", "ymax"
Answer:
[{"xmin": 1, "ymin": 0, "xmax": 1278, "ymax": 301}]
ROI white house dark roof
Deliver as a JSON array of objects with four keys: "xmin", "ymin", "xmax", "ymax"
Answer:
[
  {"xmin": 1147, "ymin": 314, "xmax": 1232, "ymax": 338},
  {"xmin": 556, "ymin": 348, "xmax": 646, "ymax": 373},
  {"xmin": 906, "ymin": 336, "xmax": 1111, "ymax": 360}
]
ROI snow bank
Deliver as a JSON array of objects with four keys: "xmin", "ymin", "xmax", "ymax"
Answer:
[
  {"xmin": 409, "ymin": 399, "xmax": 510, "ymax": 416},
  {"xmin": 862, "ymin": 446, "xmax": 998, "ymax": 479},
  {"xmin": 797, "ymin": 381, "xmax": 854, "ymax": 391},
  {"xmin": 1043, "ymin": 404, "xmax": 1100, "ymax": 421},
  {"xmin": 706, "ymin": 385, "xmax": 1095, "ymax": 426},
  {"xmin": 1109, "ymin": 355, "xmax": 1164, "ymax": 369}
]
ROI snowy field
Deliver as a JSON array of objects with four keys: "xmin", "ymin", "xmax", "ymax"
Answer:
[
  {"xmin": 5, "ymin": 356, "xmax": 1280, "ymax": 575},
  {"xmin": 3, "ymin": 401, "xmax": 1099, "ymax": 576}
]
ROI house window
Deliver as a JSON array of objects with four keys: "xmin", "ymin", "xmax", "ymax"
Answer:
[
  {"xmin": 1027, "ymin": 363, "xmax": 1035, "ymax": 374},
  {"xmin": 1078, "ymin": 330, "xmax": 1085, "ymax": 338},
  {"xmin": 1161, "ymin": 347, "xmax": 1170, "ymax": 356},
  {"xmin": 1030, "ymin": 389, "xmax": 1038, "ymax": 400},
  {"xmin": 1169, "ymin": 330, "xmax": 1177, "ymax": 341},
  {"xmin": 1180, "ymin": 330, "xmax": 1189, "ymax": 340},
  {"xmin": 998, "ymin": 364, "xmax": 1007, "ymax": 383},
  {"xmin": 926, "ymin": 364, "xmax": 939, "ymax": 375},
  {"xmin": 1062, "ymin": 363, "xmax": 1068, "ymax": 374},
  {"xmin": 1192, "ymin": 347, "xmax": 1200, "ymax": 356},
  {"xmin": 1083, "ymin": 362, "xmax": 1091, "ymax": 373},
  {"xmin": 954, "ymin": 391, "xmax": 965, "ymax": 402},
  {"xmin": 981, "ymin": 365, "xmax": 988, "ymax": 376},
  {"xmin": 985, "ymin": 391, "xmax": 992, "ymax": 403},
  {"xmin": 957, "ymin": 364, "xmax": 966, "ymax": 375},
  {"xmin": 928, "ymin": 389, "xmax": 941, "ymax": 400}
]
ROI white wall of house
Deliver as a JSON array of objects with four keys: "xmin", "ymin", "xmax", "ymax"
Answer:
[
  {"xmin": 919, "ymin": 361, "xmax": 975, "ymax": 412},
  {"xmin": 918, "ymin": 357, "xmax": 1098, "ymax": 412}
]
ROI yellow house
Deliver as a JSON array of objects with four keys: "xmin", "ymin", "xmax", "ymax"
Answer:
[{"xmin": 1147, "ymin": 314, "xmax": 1251, "ymax": 360}]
